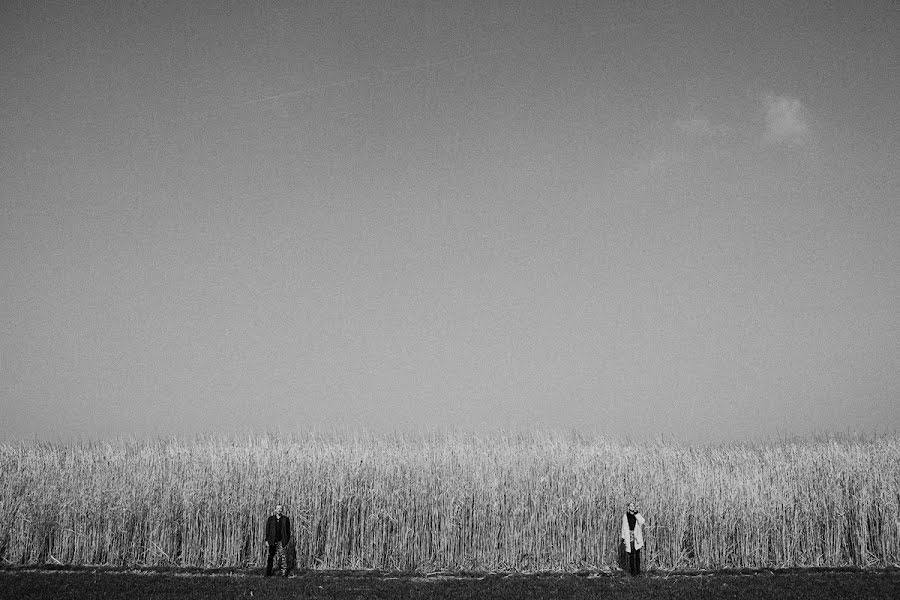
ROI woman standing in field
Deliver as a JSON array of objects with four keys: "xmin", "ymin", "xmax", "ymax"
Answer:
[{"xmin": 622, "ymin": 501, "xmax": 646, "ymax": 576}]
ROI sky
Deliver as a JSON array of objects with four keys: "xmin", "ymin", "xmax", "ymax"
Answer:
[{"xmin": 1, "ymin": 1, "xmax": 898, "ymax": 443}]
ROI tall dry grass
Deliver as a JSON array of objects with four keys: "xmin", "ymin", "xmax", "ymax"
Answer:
[{"xmin": 0, "ymin": 431, "xmax": 897, "ymax": 571}]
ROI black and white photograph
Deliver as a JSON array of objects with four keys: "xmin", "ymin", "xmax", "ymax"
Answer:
[{"xmin": 1, "ymin": 1, "xmax": 898, "ymax": 598}]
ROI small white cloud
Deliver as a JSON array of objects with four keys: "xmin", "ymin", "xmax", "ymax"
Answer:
[
  {"xmin": 675, "ymin": 118, "xmax": 712, "ymax": 136},
  {"xmin": 763, "ymin": 95, "xmax": 808, "ymax": 146},
  {"xmin": 643, "ymin": 149, "xmax": 680, "ymax": 173}
]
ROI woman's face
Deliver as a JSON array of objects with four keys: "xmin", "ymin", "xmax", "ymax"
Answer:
[{"xmin": 627, "ymin": 502, "xmax": 636, "ymax": 513}]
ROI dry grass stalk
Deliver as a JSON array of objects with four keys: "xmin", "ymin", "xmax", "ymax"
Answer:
[{"xmin": 0, "ymin": 432, "xmax": 897, "ymax": 570}]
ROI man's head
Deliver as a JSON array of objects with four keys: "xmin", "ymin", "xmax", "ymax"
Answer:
[{"xmin": 274, "ymin": 504, "xmax": 283, "ymax": 517}]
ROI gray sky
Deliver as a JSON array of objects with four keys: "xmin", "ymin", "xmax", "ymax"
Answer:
[{"xmin": 2, "ymin": 1, "xmax": 898, "ymax": 443}]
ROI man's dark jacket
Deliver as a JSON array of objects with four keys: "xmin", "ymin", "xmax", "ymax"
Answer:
[{"xmin": 265, "ymin": 515, "xmax": 292, "ymax": 547}]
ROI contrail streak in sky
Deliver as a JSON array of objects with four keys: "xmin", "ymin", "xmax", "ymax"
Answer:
[{"xmin": 235, "ymin": 47, "xmax": 511, "ymax": 107}]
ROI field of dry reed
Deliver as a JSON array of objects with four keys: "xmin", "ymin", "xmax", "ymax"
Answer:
[{"xmin": 1, "ymin": 431, "xmax": 897, "ymax": 571}]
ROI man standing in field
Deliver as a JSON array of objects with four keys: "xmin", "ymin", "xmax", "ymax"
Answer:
[
  {"xmin": 622, "ymin": 501, "xmax": 646, "ymax": 576},
  {"xmin": 265, "ymin": 503, "xmax": 292, "ymax": 577}
]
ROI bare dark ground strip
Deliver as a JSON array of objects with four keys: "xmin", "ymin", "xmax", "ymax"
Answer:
[{"xmin": 1, "ymin": 567, "xmax": 899, "ymax": 600}]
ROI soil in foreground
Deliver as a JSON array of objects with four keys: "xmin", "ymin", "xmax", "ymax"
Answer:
[{"xmin": 1, "ymin": 567, "xmax": 898, "ymax": 600}]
